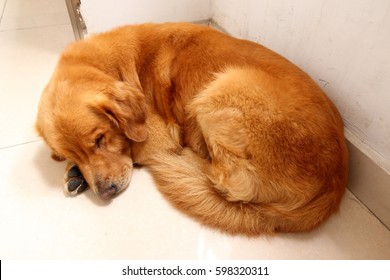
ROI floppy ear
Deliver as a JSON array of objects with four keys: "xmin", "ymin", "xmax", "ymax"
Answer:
[
  {"xmin": 98, "ymin": 81, "xmax": 148, "ymax": 142},
  {"xmin": 35, "ymin": 120, "xmax": 66, "ymax": 161}
]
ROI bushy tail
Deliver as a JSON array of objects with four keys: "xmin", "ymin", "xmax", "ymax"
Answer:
[
  {"xmin": 147, "ymin": 149, "xmax": 270, "ymax": 235},
  {"xmin": 146, "ymin": 148, "xmax": 343, "ymax": 236}
]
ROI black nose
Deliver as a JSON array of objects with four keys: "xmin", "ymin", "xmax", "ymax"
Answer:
[
  {"xmin": 110, "ymin": 183, "xmax": 118, "ymax": 193},
  {"xmin": 99, "ymin": 183, "xmax": 119, "ymax": 200}
]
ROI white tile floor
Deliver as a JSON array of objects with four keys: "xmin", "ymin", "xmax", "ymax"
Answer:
[{"xmin": 0, "ymin": 0, "xmax": 389, "ymax": 260}]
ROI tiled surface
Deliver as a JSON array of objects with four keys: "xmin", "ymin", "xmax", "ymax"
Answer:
[
  {"xmin": 0, "ymin": 0, "xmax": 70, "ymax": 31},
  {"xmin": 0, "ymin": 0, "xmax": 389, "ymax": 260},
  {"xmin": 0, "ymin": 24, "xmax": 74, "ymax": 148}
]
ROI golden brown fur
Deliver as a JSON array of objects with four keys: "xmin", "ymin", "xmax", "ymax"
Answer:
[{"xmin": 36, "ymin": 22, "xmax": 348, "ymax": 235}]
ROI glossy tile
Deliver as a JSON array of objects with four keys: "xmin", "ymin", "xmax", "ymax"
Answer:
[
  {"xmin": 0, "ymin": 141, "xmax": 389, "ymax": 260},
  {"xmin": 0, "ymin": 141, "xmax": 202, "ymax": 259},
  {"xmin": 0, "ymin": 0, "xmax": 70, "ymax": 31},
  {"xmin": 0, "ymin": 24, "xmax": 74, "ymax": 148},
  {"xmin": 0, "ymin": 0, "xmax": 6, "ymax": 22}
]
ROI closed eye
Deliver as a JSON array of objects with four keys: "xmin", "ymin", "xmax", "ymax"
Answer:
[{"xmin": 95, "ymin": 134, "xmax": 104, "ymax": 148}]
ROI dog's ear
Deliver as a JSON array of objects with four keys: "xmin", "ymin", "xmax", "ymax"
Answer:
[
  {"xmin": 36, "ymin": 120, "xmax": 67, "ymax": 161},
  {"xmin": 98, "ymin": 82, "xmax": 148, "ymax": 142}
]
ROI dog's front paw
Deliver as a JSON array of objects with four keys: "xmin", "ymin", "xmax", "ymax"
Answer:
[{"xmin": 64, "ymin": 165, "xmax": 89, "ymax": 196}]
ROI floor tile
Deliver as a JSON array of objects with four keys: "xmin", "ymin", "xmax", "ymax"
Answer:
[
  {"xmin": 0, "ymin": 141, "xmax": 389, "ymax": 259},
  {"xmin": 0, "ymin": 0, "xmax": 6, "ymax": 23},
  {"xmin": 0, "ymin": 24, "xmax": 74, "ymax": 149},
  {"xmin": 0, "ymin": 141, "xmax": 202, "ymax": 259},
  {"xmin": 0, "ymin": 0, "xmax": 70, "ymax": 31}
]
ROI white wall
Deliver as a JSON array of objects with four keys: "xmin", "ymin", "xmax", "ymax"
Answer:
[
  {"xmin": 82, "ymin": 0, "xmax": 211, "ymax": 34},
  {"xmin": 212, "ymin": 0, "xmax": 390, "ymax": 173}
]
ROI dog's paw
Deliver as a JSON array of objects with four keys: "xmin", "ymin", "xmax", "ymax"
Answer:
[{"xmin": 64, "ymin": 165, "xmax": 89, "ymax": 196}]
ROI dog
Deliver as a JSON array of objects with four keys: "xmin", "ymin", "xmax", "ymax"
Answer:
[{"xmin": 36, "ymin": 22, "xmax": 348, "ymax": 235}]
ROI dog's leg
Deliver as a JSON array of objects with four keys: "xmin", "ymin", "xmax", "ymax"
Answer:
[
  {"xmin": 188, "ymin": 74, "xmax": 262, "ymax": 203},
  {"xmin": 197, "ymin": 108, "xmax": 260, "ymax": 203},
  {"xmin": 183, "ymin": 115, "xmax": 209, "ymax": 159},
  {"xmin": 167, "ymin": 122, "xmax": 182, "ymax": 146},
  {"xmin": 64, "ymin": 163, "xmax": 89, "ymax": 196},
  {"xmin": 132, "ymin": 108, "xmax": 182, "ymax": 166}
]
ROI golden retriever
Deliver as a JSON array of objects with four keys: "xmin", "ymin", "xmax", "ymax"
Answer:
[{"xmin": 36, "ymin": 22, "xmax": 348, "ymax": 235}]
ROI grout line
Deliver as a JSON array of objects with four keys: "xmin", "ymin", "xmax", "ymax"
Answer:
[
  {"xmin": 0, "ymin": 139, "xmax": 42, "ymax": 151},
  {"xmin": 0, "ymin": 22, "xmax": 71, "ymax": 33},
  {"xmin": 347, "ymin": 189, "xmax": 390, "ymax": 232},
  {"xmin": 0, "ymin": 0, "xmax": 7, "ymax": 25}
]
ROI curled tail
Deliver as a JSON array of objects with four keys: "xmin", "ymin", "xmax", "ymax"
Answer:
[
  {"xmin": 147, "ymin": 149, "xmax": 274, "ymax": 236},
  {"xmin": 146, "ymin": 148, "xmax": 342, "ymax": 236}
]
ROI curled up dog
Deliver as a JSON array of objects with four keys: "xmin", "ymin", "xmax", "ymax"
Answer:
[{"xmin": 36, "ymin": 23, "xmax": 348, "ymax": 236}]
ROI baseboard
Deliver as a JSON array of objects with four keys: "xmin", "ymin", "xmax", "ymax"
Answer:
[{"xmin": 346, "ymin": 139, "xmax": 390, "ymax": 230}]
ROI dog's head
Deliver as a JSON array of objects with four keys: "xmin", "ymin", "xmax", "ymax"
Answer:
[{"xmin": 36, "ymin": 75, "xmax": 147, "ymax": 200}]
